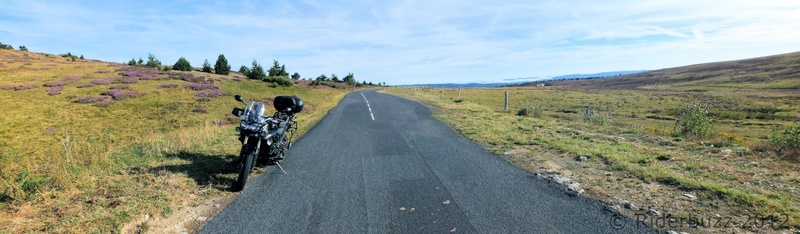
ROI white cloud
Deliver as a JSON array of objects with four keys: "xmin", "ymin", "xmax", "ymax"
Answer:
[{"xmin": 1, "ymin": 0, "xmax": 799, "ymax": 84}]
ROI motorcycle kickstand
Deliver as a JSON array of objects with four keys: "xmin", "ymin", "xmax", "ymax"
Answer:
[{"xmin": 275, "ymin": 162, "xmax": 288, "ymax": 175}]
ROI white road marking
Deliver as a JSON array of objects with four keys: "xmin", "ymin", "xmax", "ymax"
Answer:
[{"xmin": 361, "ymin": 92, "xmax": 375, "ymax": 121}]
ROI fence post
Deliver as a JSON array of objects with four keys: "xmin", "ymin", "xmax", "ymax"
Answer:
[
  {"xmin": 504, "ymin": 91, "xmax": 509, "ymax": 111},
  {"xmin": 457, "ymin": 87, "xmax": 461, "ymax": 100}
]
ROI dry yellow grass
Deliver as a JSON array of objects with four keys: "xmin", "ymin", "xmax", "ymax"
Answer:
[
  {"xmin": 0, "ymin": 49, "xmax": 350, "ymax": 233},
  {"xmin": 384, "ymin": 86, "xmax": 800, "ymax": 232}
]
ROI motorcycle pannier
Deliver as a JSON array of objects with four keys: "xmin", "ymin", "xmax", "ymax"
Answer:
[{"xmin": 273, "ymin": 96, "xmax": 304, "ymax": 114}]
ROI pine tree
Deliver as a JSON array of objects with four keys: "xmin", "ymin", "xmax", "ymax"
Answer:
[
  {"xmin": 202, "ymin": 59, "xmax": 213, "ymax": 73},
  {"xmin": 173, "ymin": 57, "xmax": 192, "ymax": 71},
  {"xmin": 145, "ymin": 54, "xmax": 161, "ymax": 68},
  {"xmin": 214, "ymin": 54, "xmax": 231, "ymax": 75},
  {"xmin": 291, "ymin": 72, "xmax": 301, "ymax": 80},
  {"xmin": 249, "ymin": 60, "xmax": 266, "ymax": 80}
]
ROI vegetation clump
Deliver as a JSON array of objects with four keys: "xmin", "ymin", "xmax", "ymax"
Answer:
[
  {"xmin": 517, "ymin": 101, "xmax": 542, "ymax": 118},
  {"xmin": 581, "ymin": 106, "xmax": 612, "ymax": 126},
  {"xmin": 172, "ymin": 57, "xmax": 192, "ymax": 71},
  {"xmin": 674, "ymin": 103, "xmax": 713, "ymax": 139}
]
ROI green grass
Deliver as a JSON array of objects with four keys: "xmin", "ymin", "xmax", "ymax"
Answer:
[
  {"xmin": 384, "ymin": 85, "xmax": 800, "ymax": 229},
  {"xmin": 0, "ymin": 49, "xmax": 351, "ymax": 232}
]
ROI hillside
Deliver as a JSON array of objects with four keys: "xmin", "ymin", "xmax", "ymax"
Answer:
[
  {"xmin": 542, "ymin": 51, "xmax": 800, "ymax": 90},
  {"xmin": 0, "ymin": 49, "xmax": 352, "ymax": 232}
]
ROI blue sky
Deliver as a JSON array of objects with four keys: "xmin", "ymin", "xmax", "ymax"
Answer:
[{"xmin": 1, "ymin": 0, "xmax": 799, "ymax": 85}]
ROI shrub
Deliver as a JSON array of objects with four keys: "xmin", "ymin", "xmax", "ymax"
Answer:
[
  {"xmin": 192, "ymin": 107, "xmax": 208, "ymax": 113},
  {"xmin": 214, "ymin": 54, "xmax": 231, "ymax": 75},
  {"xmin": 238, "ymin": 66, "xmax": 250, "ymax": 77},
  {"xmin": 517, "ymin": 101, "xmax": 542, "ymax": 117},
  {"xmin": 47, "ymin": 86, "xmax": 63, "ymax": 96},
  {"xmin": 770, "ymin": 124, "xmax": 800, "ymax": 150},
  {"xmin": 264, "ymin": 76, "xmax": 293, "ymax": 87},
  {"xmin": 581, "ymin": 106, "xmax": 612, "ymax": 126},
  {"xmin": 184, "ymin": 83, "xmax": 219, "ymax": 91},
  {"xmin": 674, "ymin": 103, "xmax": 713, "ymax": 139},
  {"xmin": 172, "ymin": 57, "xmax": 193, "ymax": 71},
  {"xmin": 43, "ymin": 76, "xmax": 82, "ymax": 87},
  {"xmin": 158, "ymin": 84, "xmax": 178, "ymax": 89}
]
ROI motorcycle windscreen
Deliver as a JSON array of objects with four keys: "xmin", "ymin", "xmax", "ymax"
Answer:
[{"xmin": 241, "ymin": 101, "xmax": 266, "ymax": 124}]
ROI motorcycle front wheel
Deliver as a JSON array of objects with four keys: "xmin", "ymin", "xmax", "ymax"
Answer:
[{"xmin": 233, "ymin": 144, "xmax": 256, "ymax": 191}]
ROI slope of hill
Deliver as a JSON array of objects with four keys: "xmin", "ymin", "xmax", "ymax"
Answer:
[
  {"xmin": 545, "ymin": 51, "xmax": 800, "ymax": 90},
  {"xmin": 0, "ymin": 49, "xmax": 351, "ymax": 232}
]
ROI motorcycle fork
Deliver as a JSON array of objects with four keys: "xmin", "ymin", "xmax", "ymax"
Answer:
[{"xmin": 239, "ymin": 137, "xmax": 262, "ymax": 169}]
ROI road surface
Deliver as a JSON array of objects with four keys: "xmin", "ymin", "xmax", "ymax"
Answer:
[{"xmin": 199, "ymin": 90, "xmax": 649, "ymax": 233}]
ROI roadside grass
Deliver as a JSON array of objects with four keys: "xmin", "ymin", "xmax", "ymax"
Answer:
[
  {"xmin": 0, "ymin": 49, "xmax": 348, "ymax": 232},
  {"xmin": 383, "ymin": 86, "xmax": 800, "ymax": 229}
]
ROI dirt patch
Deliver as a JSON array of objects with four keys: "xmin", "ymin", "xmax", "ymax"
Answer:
[{"xmin": 121, "ymin": 194, "xmax": 235, "ymax": 234}]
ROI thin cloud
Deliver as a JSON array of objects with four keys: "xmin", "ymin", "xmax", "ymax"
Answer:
[{"xmin": 1, "ymin": 0, "xmax": 799, "ymax": 84}]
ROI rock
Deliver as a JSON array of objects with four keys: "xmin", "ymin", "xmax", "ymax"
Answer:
[
  {"xmin": 721, "ymin": 149, "xmax": 732, "ymax": 156},
  {"xmin": 196, "ymin": 216, "xmax": 207, "ymax": 221},
  {"xmin": 577, "ymin": 156, "xmax": 589, "ymax": 162},
  {"xmin": 443, "ymin": 200, "xmax": 451, "ymax": 205},
  {"xmin": 399, "ymin": 207, "xmax": 406, "ymax": 211},
  {"xmin": 683, "ymin": 194, "xmax": 696, "ymax": 199},
  {"xmin": 679, "ymin": 232, "xmax": 690, "ymax": 234},
  {"xmin": 214, "ymin": 203, "xmax": 220, "ymax": 208},
  {"xmin": 549, "ymin": 175, "xmax": 571, "ymax": 185},
  {"xmin": 567, "ymin": 183, "xmax": 584, "ymax": 195},
  {"xmin": 607, "ymin": 205, "xmax": 622, "ymax": 213},
  {"xmin": 665, "ymin": 231, "xmax": 678, "ymax": 234},
  {"xmin": 624, "ymin": 202, "xmax": 635, "ymax": 210},
  {"xmin": 539, "ymin": 168, "xmax": 559, "ymax": 175},
  {"xmin": 647, "ymin": 209, "xmax": 661, "ymax": 216}
]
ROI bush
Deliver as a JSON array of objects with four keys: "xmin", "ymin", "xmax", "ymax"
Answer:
[
  {"xmin": 172, "ymin": 57, "xmax": 192, "ymax": 71},
  {"xmin": 264, "ymin": 76, "xmax": 293, "ymax": 87},
  {"xmin": 214, "ymin": 54, "xmax": 231, "ymax": 75},
  {"xmin": 674, "ymin": 103, "xmax": 713, "ymax": 139},
  {"xmin": 517, "ymin": 101, "xmax": 542, "ymax": 117},
  {"xmin": 238, "ymin": 66, "xmax": 250, "ymax": 77},
  {"xmin": 770, "ymin": 124, "xmax": 800, "ymax": 150},
  {"xmin": 581, "ymin": 106, "xmax": 612, "ymax": 126}
]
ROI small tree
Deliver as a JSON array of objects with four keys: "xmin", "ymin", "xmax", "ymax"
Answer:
[
  {"xmin": 343, "ymin": 73, "xmax": 356, "ymax": 85},
  {"xmin": 18, "ymin": 45, "xmax": 28, "ymax": 51},
  {"xmin": 248, "ymin": 59, "xmax": 266, "ymax": 80},
  {"xmin": 331, "ymin": 74, "xmax": 340, "ymax": 82},
  {"xmin": 291, "ymin": 72, "xmax": 301, "ymax": 80},
  {"xmin": 79, "ymin": 55, "xmax": 84, "ymax": 59},
  {"xmin": 145, "ymin": 54, "xmax": 161, "ymax": 68},
  {"xmin": 137, "ymin": 58, "xmax": 144, "ymax": 65},
  {"xmin": 268, "ymin": 60, "xmax": 289, "ymax": 77},
  {"xmin": 0, "ymin": 42, "xmax": 12, "ymax": 50},
  {"xmin": 316, "ymin": 74, "xmax": 328, "ymax": 81},
  {"xmin": 173, "ymin": 57, "xmax": 192, "ymax": 71},
  {"xmin": 128, "ymin": 58, "xmax": 137, "ymax": 66},
  {"xmin": 202, "ymin": 59, "xmax": 213, "ymax": 73},
  {"xmin": 239, "ymin": 65, "xmax": 250, "ymax": 77},
  {"xmin": 214, "ymin": 54, "xmax": 231, "ymax": 75}
]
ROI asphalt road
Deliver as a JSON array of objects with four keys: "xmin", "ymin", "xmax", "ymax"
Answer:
[{"xmin": 199, "ymin": 91, "xmax": 651, "ymax": 233}]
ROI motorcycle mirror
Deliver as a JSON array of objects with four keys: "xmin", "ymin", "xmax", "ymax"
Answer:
[{"xmin": 234, "ymin": 95, "xmax": 245, "ymax": 104}]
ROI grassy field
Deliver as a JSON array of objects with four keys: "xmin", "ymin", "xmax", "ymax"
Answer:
[
  {"xmin": 0, "ymin": 49, "xmax": 352, "ymax": 233},
  {"xmin": 383, "ymin": 54, "xmax": 800, "ymax": 233}
]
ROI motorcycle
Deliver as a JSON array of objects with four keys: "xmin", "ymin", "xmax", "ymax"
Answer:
[{"xmin": 230, "ymin": 94, "xmax": 303, "ymax": 191}]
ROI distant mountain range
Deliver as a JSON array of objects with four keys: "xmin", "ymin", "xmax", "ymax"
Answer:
[{"xmin": 402, "ymin": 70, "xmax": 648, "ymax": 88}]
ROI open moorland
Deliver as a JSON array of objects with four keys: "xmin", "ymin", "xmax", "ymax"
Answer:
[
  {"xmin": 0, "ymin": 49, "xmax": 362, "ymax": 233},
  {"xmin": 384, "ymin": 51, "xmax": 800, "ymax": 233}
]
